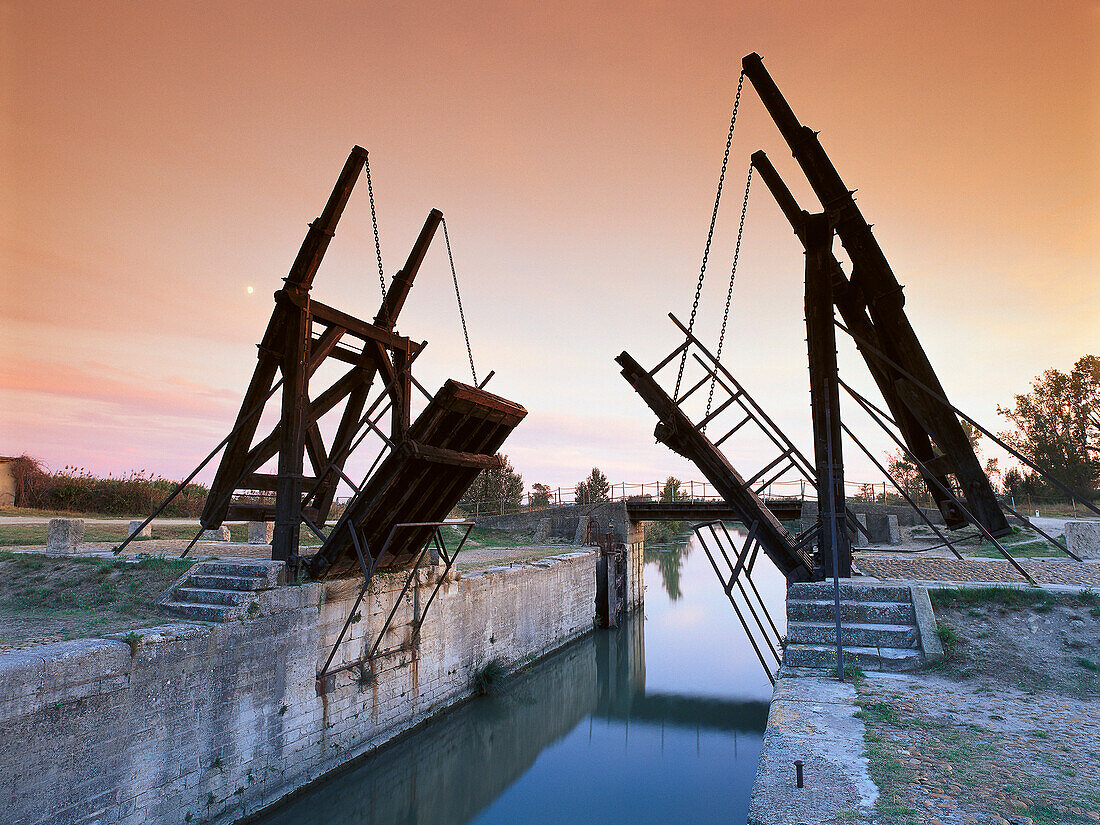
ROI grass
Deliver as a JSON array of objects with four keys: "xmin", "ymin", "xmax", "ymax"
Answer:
[
  {"xmin": 960, "ymin": 526, "xmax": 1070, "ymax": 559},
  {"xmin": 473, "ymin": 657, "xmax": 508, "ymax": 695},
  {"xmin": 439, "ymin": 525, "xmax": 551, "ymax": 549},
  {"xmin": 0, "ymin": 551, "xmax": 196, "ymax": 648},
  {"xmin": 936, "ymin": 623, "xmax": 961, "ymax": 649},
  {"xmin": 0, "ymin": 522, "xmax": 329, "ymax": 548},
  {"xmin": 0, "ymin": 522, "xmax": 210, "ymax": 546},
  {"xmin": 929, "ymin": 585, "xmax": 1058, "ymax": 611}
]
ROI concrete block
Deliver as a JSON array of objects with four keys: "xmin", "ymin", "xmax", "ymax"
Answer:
[
  {"xmin": 849, "ymin": 513, "xmax": 869, "ymax": 546},
  {"xmin": 1065, "ymin": 520, "xmax": 1100, "ymax": 560},
  {"xmin": 47, "ymin": 518, "xmax": 84, "ymax": 551},
  {"xmin": 533, "ymin": 518, "xmax": 550, "ymax": 543},
  {"xmin": 865, "ymin": 513, "xmax": 900, "ymax": 544},
  {"xmin": 128, "ymin": 520, "xmax": 151, "ymax": 538},
  {"xmin": 201, "ymin": 526, "xmax": 231, "ymax": 541},
  {"xmin": 573, "ymin": 517, "xmax": 590, "ymax": 545},
  {"xmin": 247, "ymin": 521, "xmax": 274, "ymax": 545},
  {"xmin": 909, "ymin": 585, "xmax": 943, "ymax": 662}
]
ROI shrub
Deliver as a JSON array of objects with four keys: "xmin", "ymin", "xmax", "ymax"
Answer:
[
  {"xmin": 473, "ymin": 658, "xmax": 508, "ymax": 695},
  {"xmin": 8, "ymin": 456, "xmax": 209, "ymax": 517}
]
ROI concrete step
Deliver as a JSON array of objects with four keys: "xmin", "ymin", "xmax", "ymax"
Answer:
[
  {"xmin": 783, "ymin": 643, "xmax": 923, "ymax": 672},
  {"xmin": 175, "ymin": 587, "xmax": 249, "ymax": 607},
  {"xmin": 160, "ymin": 601, "xmax": 241, "ymax": 622},
  {"xmin": 786, "ymin": 620, "xmax": 918, "ymax": 649},
  {"xmin": 787, "ymin": 598, "xmax": 915, "ymax": 625},
  {"xmin": 196, "ymin": 560, "xmax": 284, "ymax": 587},
  {"xmin": 188, "ymin": 574, "xmax": 266, "ymax": 592},
  {"xmin": 787, "ymin": 582, "xmax": 911, "ymax": 603}
]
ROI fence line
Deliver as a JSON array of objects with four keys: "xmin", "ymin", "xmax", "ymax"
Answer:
[{"xmin": 330, "ymin": 479, "xmax": 1093, "ymax": 519}]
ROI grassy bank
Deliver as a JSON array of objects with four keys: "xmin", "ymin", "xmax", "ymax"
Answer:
[{"xmin": 0, "ymin": 551, "xmax": 197, "ymax": 650}]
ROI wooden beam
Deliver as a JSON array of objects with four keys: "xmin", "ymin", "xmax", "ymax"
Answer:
[
  {"xmin": 284, "ymin": 290, "xmax": 418, "ymax": 353},
  {"xmin": 401, "ymin": 441, "xmax": 506, "ymax": 469},
  {"xmin": 308, "ymin": 326, "xmax": 346, "ymax": 375}
]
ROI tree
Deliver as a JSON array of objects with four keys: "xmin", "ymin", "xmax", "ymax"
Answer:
[
  {"xmin": 997, "ymin": 355, "xmax": 1100, "ymax": 494},
  {"xmin": 529, "ymin": 483, "xmax": 553, "ymax": 508},
  {"xmin": 574, "ymin": 467, "xmax": 610, "ymax": 504},
  {"xmin": 458, "ymin": 455, "xmax": 524, "ymax": 515},
  {"xmin": 660, "ymin": 476, "xmax": 683, "ymax": 502},
  {"xmin": 1001, "ymin": 466, "xmax": 1044, "ymax": 499},
  {"xmin": 854, "ymin": 483, "xmax": 878, "ymax": 503},
  {"xmin": 983, "ymin": 458, "xmax": 1001, "ymax": 492},
  {"xmin": 960, "ymin": 419, "xmax": 983, "ymax": 455},
  {"xmin": 885, "ymin": 449, "xmax": 928, "ymax": 504}
]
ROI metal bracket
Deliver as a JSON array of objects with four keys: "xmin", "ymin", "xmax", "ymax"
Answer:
[{"xmin": 316, "ymin": 520, "xmax": 473, "ymax": 693}]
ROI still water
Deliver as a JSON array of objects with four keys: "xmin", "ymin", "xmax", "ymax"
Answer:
[{"xmin": 257, "ymin": 530, "xmax": 785, "ymax": 825}]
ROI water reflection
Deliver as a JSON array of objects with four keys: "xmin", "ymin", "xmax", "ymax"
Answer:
[
  {"xmin": 645, "ymin": 539, "xmax": 692, "ymax": 601},
  {"xmin": 257, "ymin": 528, "xmax": 781, "ymax": 825}
]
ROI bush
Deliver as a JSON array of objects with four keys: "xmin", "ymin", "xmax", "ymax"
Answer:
[{"xmin": 8, "ymin": 456, "xmax": 208, "ymax": 517}]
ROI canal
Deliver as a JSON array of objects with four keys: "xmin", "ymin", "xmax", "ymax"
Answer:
[{"xmin": 255, "ymin": 529, "xmax": 785, "ymax": 825}]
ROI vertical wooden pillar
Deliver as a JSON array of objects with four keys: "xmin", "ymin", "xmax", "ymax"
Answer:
[
  {"xmin": 805, "ymin": 212, "xmax": 851, "ymax": 578},
  {"xmin": 273, "ymin": 297, "xmax": 311, "ymax": 578}
]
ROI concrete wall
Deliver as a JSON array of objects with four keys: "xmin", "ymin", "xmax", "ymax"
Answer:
[
  {"xmin": 0, "ymin": 458, "xmax": 15, "ymax": 507},
  {"xmin": 801, "ymin": 499, "xmax": 946, "ymax": 530},
  {"xmin": 476, "ymin": 501, "xmax": 645, "ymax": 547},
  {"xmin": 0, "ymin": 549, "xmax": 630, "ymax": 825}
]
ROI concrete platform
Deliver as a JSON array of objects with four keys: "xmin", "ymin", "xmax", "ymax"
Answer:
[{"xmin": 747, "ymin": 670, "xmax": 877, "ymax": 825}]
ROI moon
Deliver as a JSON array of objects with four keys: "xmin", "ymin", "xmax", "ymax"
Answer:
[{"xmin": 246, "ymin": 285, "xmax": 254, "ymax": 294}]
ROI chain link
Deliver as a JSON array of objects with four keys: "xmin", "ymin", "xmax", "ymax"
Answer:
[
  {"xmin": 703, "ymin": 162, "xmax": 753, "ymax": 429},
  {"xmin": 674, "ymin": 71, "xmax": 745, "ymax": 400},
  {"xmin": 440, "ymin": 216, "xmax": 478, "ymax": 386},
  {"xmin": 363, "ymin": 152, "xmax": 387, "ymax": 300}
]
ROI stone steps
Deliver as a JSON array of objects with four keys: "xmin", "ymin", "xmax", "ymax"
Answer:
[
  {"xmin": 787, "ymin": 598, "xmax": 915, "ymax": 625},
  {"xmin": 785, "ymin": 620, "xmax": 918, "ymax": 649},
  {"xmin": 159, "ymin": 601, "xmax": 244, "ymax": 622},
  {"xmin": 159, "ymin": 559, "xmax": 285, "ymax": 622},
  {"xmin": 787, "ymin": 582, "xmax": 911, "ymax": 602},
  {"xmin": 176, "ymin": 587, "xmax": 250, "ymax": 607},
  {"xmin": 783, "ymin": 643, "xmax": 922, "ymax": 671},
  {"xmin": 189, "ymin": 573, "xmax": 268, "ymax": 592},
  {"xmin": 784, "ymin": 580, "xmax": 932, "ymax": 673}
]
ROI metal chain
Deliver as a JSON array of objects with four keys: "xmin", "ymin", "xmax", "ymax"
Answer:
[
  {"xmin": 703, "ymin": 162, "xmax": 753, "ymax": 430},
  {"xmin": 363, "ymin": 152, "xmax": 386, "ymax": 300},
  {"xmin": 674, "ymin": 70, "xmax": 745, "ymax": 400},
  {"xmin": 440, "ymin": 215, "xmax": 478, "ymax": 386}
]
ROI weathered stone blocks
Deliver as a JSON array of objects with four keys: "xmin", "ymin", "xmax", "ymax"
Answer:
[
  {"xmin": 200, "ymin": 525, "xmax": 230, "ymax": 541},
  {"xmin": 47, "ymin": 518, "xmax": 84, "ymax": 551},
  {"xmin": 533, "ymin": 518, "xmax": 551, "ymax": 543},
  {"xmin": 865, "ymin": 513, "xmax": 900, "ymax": 544},
  {"xmin": 127, "ymin": 520, "xmax": 151, "ymax": 538},
  {"xmin": 1065, "ymin": 520, "xmax": 1100, "ymax": 560},
  {"xmin": 247, "ymin": 521, "xmax": 273, "ymax": 545},
  {"xmin": 0, "ymin": 548, "xmax": 620, "ymax": 825}
]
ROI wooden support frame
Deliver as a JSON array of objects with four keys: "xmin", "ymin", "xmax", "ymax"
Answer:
[
  {"xmin": 742, "ymin": 53, "xmax": 1010, "ymax": 538},
  {"xmin": 198, "ymin": 145, "xmax": 445, "ymax": 576},
  {"xmin": 804, "ymin": 212, "xmax": 851, "ymax": 578}
]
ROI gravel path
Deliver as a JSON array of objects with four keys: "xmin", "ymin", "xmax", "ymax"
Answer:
[
  {"xmin": 856, "ymin": 555, "xmax": 1100, "ymax": 587},
  {"xmin": 859, "ymin": 672, "xmax": 1100, "ymax": 824}
]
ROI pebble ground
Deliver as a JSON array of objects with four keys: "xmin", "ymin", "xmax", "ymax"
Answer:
[
  {"xmin": 856, "ymin": 555, "xmax": 1100, "ymax": 588},
  {"xmin": 858, "ymin": 672, "xmax": 1100, "ymax": 824}
]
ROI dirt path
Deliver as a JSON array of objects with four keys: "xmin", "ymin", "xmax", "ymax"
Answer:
[{"xmin": 855, "ymin": 594, "xmax": 1100, "ymax": 824}]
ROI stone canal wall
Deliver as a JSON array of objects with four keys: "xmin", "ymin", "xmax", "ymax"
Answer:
[{"xmin": 0, "ymin": 547, "xmax": 643, "ymax": 825}]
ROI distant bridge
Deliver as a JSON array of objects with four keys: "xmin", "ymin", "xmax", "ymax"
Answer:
[{"xmin": 623, "ymin": 498, "xmax": 803, "ymax": 523}]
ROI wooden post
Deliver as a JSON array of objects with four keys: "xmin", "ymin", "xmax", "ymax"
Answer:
[
  {"xmin": 805, "ymin": 212, "xmax": 851, "ymax": 578},
  {"xmin": 273, "ymin": 299, "xmax": 311, "ymax": 577}
]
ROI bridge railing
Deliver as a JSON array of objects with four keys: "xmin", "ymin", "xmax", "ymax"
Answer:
[{"xmin": 447, "ymin": 478, "xmax": 902, "ymax": 518}]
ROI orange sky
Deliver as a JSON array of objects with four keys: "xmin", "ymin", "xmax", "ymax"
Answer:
[{"xmin": 1, "ymin": 1, "xmax": 1097, "ymax": 494}]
